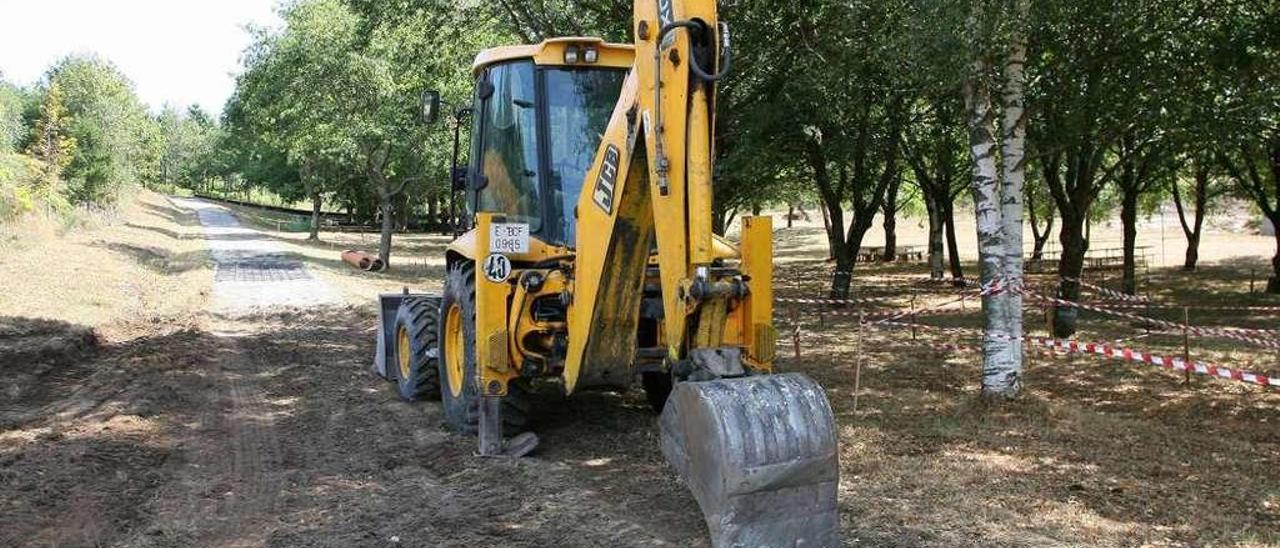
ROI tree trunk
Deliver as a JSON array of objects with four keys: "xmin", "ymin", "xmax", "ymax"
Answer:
[
  {"xmin": 1270, "ymin": 215, "xmax": 1280, "ymax": 294},
  {"xmin": 300, "ymin": 162, "xmax": 321, "ymax": 241},
  {"xmin": 926, "ymin": 195, "xmax": 945, "ymax": 279},
  {"xmin": 1171, "ymin": 165, "xmax": 1206, "ymax": 271},
  {"xmin": 1053, "ymin": 212, "xmax": 1088, "ymax": 337},
  {"xmin": 995, "ymin": 6, "xmax": 1029, "ymax": 399},
  {"xmin": 881, "ymin": 176, "xmax": 899, "ymax": 261},
  {"xmin": 711, "ymin": 202, "xmax": 728, "ymax": 235},
  {"xmin": 825, "ymin": 201, "xmax": 852, "ymax": 297},
  {"xmin": 309, "ymin": 191, "xmax": 322, "ymax": 241},
  {"xmin": 1120, "ymin": 188, "xmax": 1139, "ymax": 295},
  {"xmin": 831, "ymin": 242, "xmax": 854, "ymax": 298},
  {"xmin": 965, "ymin": 54, "xmax": 1017, "ymax": 399},
  {"xmin": 427, "ymin": 191, "xmax": 439, "ymax": 228},
  {"xmin": 787, "ymin": 204, "xmax": 795, "ymax": 228},
  {"xmin": 1028, "ymin": 190, "xmax": 1054, "ymax": 261},
  {"xmin": 363, "ymin": 141, "xmax": 402, "ymax": 267},
  {"xmin": 942, "ymin": 198, "xmax": 964, "ymax": 281},
  {"xmin": 379, "ymin": 194, "xmax": 395, "ymax": 266},
  {"xmin": 819, "ymin": 205, "xmax": 836, "ymax": 260},
  {"xmin": 404, "ymin": 194, "xmax": 413, "ymax": 230}
]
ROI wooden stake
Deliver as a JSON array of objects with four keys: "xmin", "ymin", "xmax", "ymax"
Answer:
[
  {"xmin": 853, "ymin": 311, "xmax": 864, "ymax": 414},
  {"xmin": 1182, "ymin": 306, "xmax": 1191, "ymax": 386},
  {"xmin": 910, "ymin": 295, "xmax": 917, "ymax": 341},
  {"xmin": 791, "ymin": 308, "xmax": 801, "ymax": 359},
  {"xmin": 1144, "ymin": 295, "xmax": 1152, "ymax": 337}
]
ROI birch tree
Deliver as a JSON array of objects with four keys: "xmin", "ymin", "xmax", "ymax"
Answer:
[{"xmin": 962, "ymin": 0, "xmax": 1029, "ymax": 400}]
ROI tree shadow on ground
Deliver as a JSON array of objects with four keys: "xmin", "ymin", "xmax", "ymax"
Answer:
[
  {"xmin": 104, "ymin": 242, "xmax": 210, "ymax": 274},
  {"xmin": 0, "ymin": 314, "xmax": 217, "ymax": 546},
  {"xmin": 784, "ymin": 309, "xmax": 1280, "ymax": 546}
]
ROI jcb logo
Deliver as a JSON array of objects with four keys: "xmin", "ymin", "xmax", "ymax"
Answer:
[{"xmin": 592, "ymin": 144, "xmax": 620, "ymax": 215}]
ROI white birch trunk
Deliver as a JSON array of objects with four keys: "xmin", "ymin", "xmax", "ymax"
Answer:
[
  {"xmin": 964, "ymin": 57, "xmax": 1017, "ymax": 399},
  {"xmin": 990, "ymin": 0, "xmax": 1029, "ymax": 398}
]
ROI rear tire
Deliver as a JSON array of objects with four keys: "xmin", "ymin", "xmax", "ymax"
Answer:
[
  {"xmin": 642, "ymin": 371, "xmax": 673, "ymax": 413},
  {"xmin": 438, "ymin": 261, "xmax": 530, "ymax": 436},
  {"xmin": 393, "ymin": 297, "xmax": 443, "ymax": 401}
]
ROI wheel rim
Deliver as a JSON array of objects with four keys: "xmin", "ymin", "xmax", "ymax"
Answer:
[
  {"xmin": 397, "ymin": 325, "xmax": 412, "ymax": 380},
  {"xmin": 444, "ymin": 303, "xmax": 465, "ymax": 397}
]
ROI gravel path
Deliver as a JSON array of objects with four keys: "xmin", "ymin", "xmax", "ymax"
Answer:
[{"xmin": 172, "ymin": 197, "xmax": 339, "ymax": 312}]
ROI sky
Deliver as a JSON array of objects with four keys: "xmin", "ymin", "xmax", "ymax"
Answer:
[{"xmin": 0, "ymin": 0, "xmax": 282, "ymax": 115}]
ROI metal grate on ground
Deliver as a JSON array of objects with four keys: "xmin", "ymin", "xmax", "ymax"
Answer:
[{"xmin": 214, "ymin": 259, "xmax": 313, "ymax": 282}]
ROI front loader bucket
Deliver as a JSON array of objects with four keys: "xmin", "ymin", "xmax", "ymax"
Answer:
[{"xmin": 660, "ymin": 373, "xmax": 840, "ymax": 547}]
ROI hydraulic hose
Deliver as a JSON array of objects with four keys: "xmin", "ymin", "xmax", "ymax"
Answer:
[{"xmin": 657, "ymin": 20, "xmax": 733, "ymax": 82}]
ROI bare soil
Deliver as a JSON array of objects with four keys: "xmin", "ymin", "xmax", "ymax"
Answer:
[{"xmin": 1, "ymin": 195, "xmax": 1277, "ymax": 547}]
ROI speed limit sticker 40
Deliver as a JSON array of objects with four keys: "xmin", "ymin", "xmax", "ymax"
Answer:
[
  {"xmin": 490, "ymin": 223, "xmax": 529, "ymax": 254},
  {"xmin": 483, "ymin": 254, "xmax": 512, "ymax": 283}
]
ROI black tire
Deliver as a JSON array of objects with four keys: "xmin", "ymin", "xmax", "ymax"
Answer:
[
  {"xmin": 642, "ymin": 371, "xmax": 673, "ymax": 413},
  {"xmin": 393, "ymin": 297, "xmax": 443, "ymax": 401},
  {"xmin": 438, "ymin": 261, "xmax": 530, "ymax": 435}
]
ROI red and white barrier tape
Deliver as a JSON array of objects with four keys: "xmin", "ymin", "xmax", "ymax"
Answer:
[
  {"xmin": 1061, "ymin": 276, "xmax": 1150, "ymax": 303},
  {"xmin": 1021, "ymin": 290, "xmax": 1280, "ymax": 350},
  {"xmin": 1083, "ymin": 300, "xmax": 1280, "ymax": 313},
  {"xmin": 776, "ymin": 295, "xmax": 896, "ymax": 307},
  {"xmin": 858, "ymin": 319, "xmax": 1278, "ymax": 388},
  {"xmin": 1030, "ymin": 336, "xmax": 1278, "ymax": 387}
]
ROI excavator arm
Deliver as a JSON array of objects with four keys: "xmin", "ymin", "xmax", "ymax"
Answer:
[
  {"xmin": 560, "ymin": 0, "xmax": 843, "ymax": 545},
  {"xmin": 373, "ymin": 1, "xmax": 839, "ymax": 543}
]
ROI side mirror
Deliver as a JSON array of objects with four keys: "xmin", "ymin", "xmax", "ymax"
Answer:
[
  {"xmin": 420, "ymin": 89, "xmax": 441, "ymax": 125},
  {"xmin": 450, "ymin": 167, "xmax": 468, "ymax": 191}
]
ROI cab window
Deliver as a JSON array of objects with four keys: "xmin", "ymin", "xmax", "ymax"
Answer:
[{"xmin": 476, "ymin": 60, "xmax": 541, "ymax": 231}]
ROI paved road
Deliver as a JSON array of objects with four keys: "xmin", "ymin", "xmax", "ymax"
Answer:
[{"xmin": 172, "ymin": 197, "xmax": 339, "ymax": 312}]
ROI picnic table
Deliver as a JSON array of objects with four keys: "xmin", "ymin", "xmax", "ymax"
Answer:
[
  {"xmin": 857, "ymin": 245, "xmax": 924, "ymax": 263},
  {"xmin": 1026, "ymin": 246, "xmax": 1149, "ymax": 272}
]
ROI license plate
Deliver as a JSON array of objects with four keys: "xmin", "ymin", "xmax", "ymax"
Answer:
[{"xmin": 489, "ymin": 223, "xmax": 530, "ymax": 254}]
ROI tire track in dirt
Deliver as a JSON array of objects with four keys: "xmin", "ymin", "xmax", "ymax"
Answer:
[
  {"xmin": 355, "ymin": 396, "xmax": 693, "ymax": 547},
  {"xmin": 134, "ymin": 199, "xmax": 701, "ymax": 547},
  {"xmin": 223, "ymin": 363, "xmax": 283, "ymax": 526},
  {"xmin": 116, "ymin": 323, "xmax": 287, "ymax": 547}
]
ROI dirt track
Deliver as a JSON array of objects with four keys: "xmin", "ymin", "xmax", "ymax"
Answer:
[
  {"xmin": 1, "ymin": 306, "xmax": 707, "ymax": 547},
  {"xmin": 1, "ymin": 198, "xmax": 706, "ymax": 547}
]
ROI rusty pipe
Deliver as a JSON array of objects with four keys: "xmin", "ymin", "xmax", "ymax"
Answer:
[{"xmin": 341, "ymin": 250, "xmax": 374, "ymax": 271}]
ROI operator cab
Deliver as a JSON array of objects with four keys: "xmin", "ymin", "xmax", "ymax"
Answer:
[{"xmin": 453, "ymin": 38, "xmax": 634, "ymax": 248}]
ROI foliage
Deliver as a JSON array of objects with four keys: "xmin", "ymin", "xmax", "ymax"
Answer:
[
  {"xmin": 25, "ymin": 81, "xmax": 77, "ymax": 199},
  {"xmin": 0, "ymin": 77, "xmax": 33, "ymax": 153},
  {"xmin": 42, "ymin": 55, "xmax": 157, "ymax": 204},
  {"xmin": 0, "ymin": 152, "xmax": 41, "ymax": 220}
]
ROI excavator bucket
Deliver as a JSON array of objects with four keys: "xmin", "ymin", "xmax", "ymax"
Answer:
[{"xmin": 660, "ymin": 373, "xmax": 841, "ymax": 547}]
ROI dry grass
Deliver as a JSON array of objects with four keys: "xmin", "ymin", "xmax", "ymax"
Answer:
[
  {"xmin": 219, "ymin": 198, "xmax": 1280, "ymax": 544},
  {"xmin": 770, "ymin": 227, "xmax": 1279, "ymax": 546},
  {"xmin": 0, "ymin": 191, "xmax": 212, "ymax": 341}
]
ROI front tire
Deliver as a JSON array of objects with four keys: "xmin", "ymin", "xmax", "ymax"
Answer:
[
  {"xmin": 393, "ymin": 297, "xmax": 443, "ymax": 401},
  {"xmin": 438, "ymin": 261, "xmax": 530, "ymax": 435}
]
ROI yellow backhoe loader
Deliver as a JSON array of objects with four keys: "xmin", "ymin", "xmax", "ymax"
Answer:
[{"xmin": 372, "ymin": 0, "xmax": 840, "ymax": 544}]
